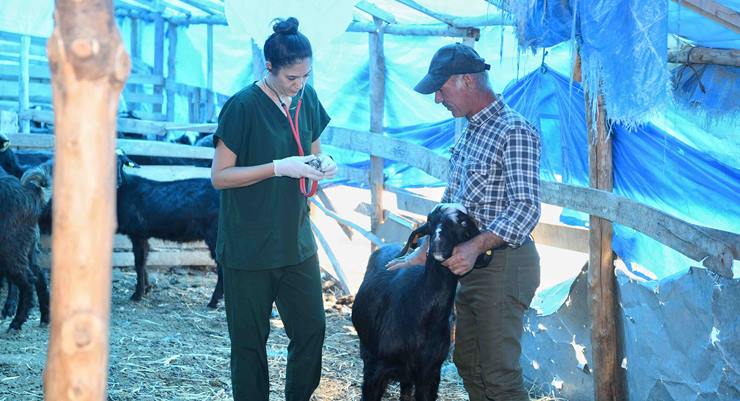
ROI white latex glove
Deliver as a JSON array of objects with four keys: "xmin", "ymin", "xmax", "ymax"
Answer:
[
  {"xmin": 273, "ymin": 155, "xmax": 324, "ymax": 180},
  {"xmin": 317, "ymin": 153, "xmax": 337, "ymax": 179}
]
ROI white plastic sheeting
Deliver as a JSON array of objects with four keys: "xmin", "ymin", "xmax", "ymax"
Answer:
[
  {"xmin": 0, "ymin": 0, "xmax": 53, "ymax": 37},
  {"xmin": 224, "ymin": 0, "xmax": 354, "ymax": 53}
]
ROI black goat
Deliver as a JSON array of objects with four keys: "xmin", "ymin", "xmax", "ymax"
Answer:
[
  {"xmin": 0, "ymin": 162, "xmax": 52, "ymax": 331},
  {"xmin": 0, "ymin": 133, "xmax": 24, "ymax": 178},
  {"xmin": 194, "ymin": 133, "xmax": 214, "ymax": 148},
  {"xmin": 116, "ymin": 155, "xmax": 223, "ymax": 308},
  {"xmin": 125, "ymin": 153, "xmax": 211, "ymax": 168},
  {"xmin": 351, "ymin": 203, "xmax": 492, "ymax": 401},
  {"xmin": 0, "ymin": 135, "xmax": 43, "ymax": 321},
  {"xmin": 0, "ymin": 167, "xmax": 19, "ymax": 320}
]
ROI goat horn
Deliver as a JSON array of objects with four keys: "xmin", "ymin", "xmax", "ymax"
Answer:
[{"xmin": 0, "ymin": 140, "xmax": 9, "ymax": 152}]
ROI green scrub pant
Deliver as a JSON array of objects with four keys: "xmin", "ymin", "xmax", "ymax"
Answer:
[
  {"xmin": 453, "ymin": 239, "xmax": 540, "ymax": 401},
  {"xmin": 223, "ymin": 254, "xmax": 326, "ymax": 401}
]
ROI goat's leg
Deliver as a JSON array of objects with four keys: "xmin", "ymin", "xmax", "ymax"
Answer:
[
  {"xmin": 413, "ymin": 371, "xmax": 441, "ymax": 401},
  {"xmin": 361, "ymin": 361, "xmax": 390, "ymax": 401},
  {"xmin": 400, "ymin": 382, "xmax": 414, "ymax": 401},
  {"xmin": 2, "ymin": 276, "xmax": 19, "ymax": 319},
  {"xmin": 130, "ymin": 236, "xmax": 151, "ymax": 301},
  {"xmin": 6, "ymin": 267, "xmax": 33, "ymax": 332},
  {"xmin": 204, "ymin": 233, "xmax": 222, "ymax": 308},
  {"xmin": 29, "ymin": 248, "xmax": 49, "ymax": 325},
  {"xmin": 207, "ymin": 263, "xmax": 223, "ymax": 309}
]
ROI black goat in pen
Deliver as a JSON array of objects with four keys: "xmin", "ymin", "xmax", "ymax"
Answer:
[
  {"xmin": 0, "ymin": 133, "xmax": 24, "ymax": 178},
  {"xmin": 115, "ymin": 152, "xmax": 224, "ymax": 308},
  {"xmin": 0, "ymin": 162, "xmax": 53, "ymax": 331},
  {"xmin": 352, "ymin": 203, "xmax": 493, "ymax": 401},
  {"xmin": 0, "ymin": 134, "xmax": 47, "ymax": 322}
]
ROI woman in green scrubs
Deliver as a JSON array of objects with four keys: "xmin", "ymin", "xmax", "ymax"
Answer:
[{"xmin": 210, "ymin": 17, "xmax": 336, "ymax": 401}]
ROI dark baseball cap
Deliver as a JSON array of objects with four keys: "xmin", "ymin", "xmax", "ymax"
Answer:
[{"xmin": 414, "ymin": 43, "xmax": 490, "ymax": 94}]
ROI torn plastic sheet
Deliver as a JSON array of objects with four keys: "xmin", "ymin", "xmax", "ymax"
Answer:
[
  {"xmin": 521, "ymin": 266, "xmax": 594, "ymax": 400},
  {"xmin": 619, "ymin": 267, "xmax": 739, "ymax": 401},
  {"xmin": 520, "ymin": 266, "xmax": 739, "ymax": 401},
  {"xmin": 513, "ymin": 0, "xmax": 669, "ymax": 127}
]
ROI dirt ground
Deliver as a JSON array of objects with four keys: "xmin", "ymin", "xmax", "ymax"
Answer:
[{"xmin": 0, "ymin": 266, "xmax": 556, "ymax": 401}]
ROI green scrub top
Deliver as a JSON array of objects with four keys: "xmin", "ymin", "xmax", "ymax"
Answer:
[{"xmin": 214, "ymin": 83, "xmax": 330, "ymax": 270}]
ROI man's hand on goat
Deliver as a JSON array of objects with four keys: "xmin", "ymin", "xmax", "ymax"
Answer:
[
  {"xmin": 386, "ymin": 241, "xmax": 428, "ymax": 271},
  {"xmin": 442, "ymin": 240, "xmax": 479, "ymax": 276},
  {"xmin": 273, "ymin": 155, "xmax": 324, "ymax": 180}
]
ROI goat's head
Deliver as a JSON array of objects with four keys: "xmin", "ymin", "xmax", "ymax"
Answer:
[
  {"xmin": 115, "ymin": 148, "xmax": 140, "ymax": 187},
  {"xmin": 0, "ymin": 133, "xmax": 22, "ymax": 177},
  {"xmin": 0, "ymin": 133, "xmax": 9, "ymax": 152},
  {"xmin": 399, "ymin": 203, "xmax": 493, "ymax": 267},
  {"xmin": 21, "ymin": 160, "xmax": 54, "ymax": 205}
]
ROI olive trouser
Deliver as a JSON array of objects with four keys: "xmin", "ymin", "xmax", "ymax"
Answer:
[
  {"xmin": 223, "ymin": 254, "xmax": 326, "ymax": 401},
  {"xmin": 454, "ymin": 239, "xmax": 540, "ymax": 401}
]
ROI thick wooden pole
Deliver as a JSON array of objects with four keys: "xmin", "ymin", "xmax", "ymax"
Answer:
[
  {"xmin": 369, "ymin": 17, "xmax": 386, "ymax": 250},
  {"xmin": 585, "ymin": 90, "xmax": 624, "ymax": 401},
  {"xmin": 43, "ymin": 1, "xmax": 129, "ymax": 400},
  {"xmin": 18, "ymin": 35, "xmax": 31, "ymax": 133},
  {"xmin": 166, "ymin": 21, "xmax": 177, "ymax": 121},
  {"xmin": 668, "ymin": 46, "xmax": 740, "ymax": 66}
]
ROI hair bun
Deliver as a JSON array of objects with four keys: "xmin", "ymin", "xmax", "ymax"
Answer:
[{"xmin": 272, "ymin": 17, "xmax": 299, "ymax": 35}]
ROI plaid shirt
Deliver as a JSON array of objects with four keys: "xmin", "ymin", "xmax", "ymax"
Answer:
[{"xmin": 442, "ymin": 97, "xmax": 541, "ymax": 247}]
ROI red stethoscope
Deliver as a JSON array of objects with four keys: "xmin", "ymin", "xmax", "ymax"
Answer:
[{"xmin": 265, "ymin": 79, "xmax": 317, "ymax": 197}]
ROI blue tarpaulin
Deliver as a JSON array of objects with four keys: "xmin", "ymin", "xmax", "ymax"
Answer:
[
  {"xmin": 332, "ymin": 64, "xmax": 739, "ymax": 292},
  {"xmin": 501, "ymin": 66, "xmax": 740, "ymax": 282},
  {"xmin": 673, "ymin": 63, "xmax": 740, "ymax": 121},
  {"xmin": 513, "ymin": 0, "xmax": 669, "ymax": 126}
]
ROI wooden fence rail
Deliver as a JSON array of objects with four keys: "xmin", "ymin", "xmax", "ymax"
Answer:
[
  {"xmin": 18, "ymin": 109, "xmax": 217, "ymax": 136},
  {"xmin": 11, "ymin": 113, "xmax": 740, "ymax": 278},
  {"xmin": 6, "ymin": 132, "xmax": 214, "ymax": 160},
  {"xmin": 1, "ymin": 29, "xmax": 225, "ymax": 126}
]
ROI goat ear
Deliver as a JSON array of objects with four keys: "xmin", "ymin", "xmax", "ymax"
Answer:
[
  {"xmin": 398, "ymin": 223, "xmax": 429, "ymax": 257},
  {"xmin": 124, "ymin": 157, "xmax": 140, "ymax": 168},
  {"xmin": 466, "ymin": 214, "xmax": 482, "ymax": 234}
]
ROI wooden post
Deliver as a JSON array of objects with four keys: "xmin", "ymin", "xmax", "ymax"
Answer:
[
  {"xmin": 153, "ymin": 14, "xmax": 164, "ymax": 115},
  {"xmin": 166, "ymin": 22, "xmax": 177, "ymax": 121},
  {"xmin": 206, "ymin": 23, "xmax": 214, "ymax": 122},
  {"xmin": 368, "ymin": 17, "xmax": 386, "ymax": 250},
  {"xmin": 572, "ymin": 50, "xmax": 582, "ymax": 83},
  {"xmin": 668, "ymin": 46, "xmax": 740, "ymax": 66},
  {"xmin": 43, "ymin": 1, "xmax": 129, "ymax": 400},
  {"xmin": 585, "ymin": 88, "xmax": 624, "ymax": 400},
  {"xmin": 129, "ymin": 17, "xmax": 140, "ymax": 110},
  {"xmin": 190, "ymin": 88, "xmax": 201, "ymax": 123},
  {"xmin": 18, "ymin": 35, "xmax": 30, "ymax": 133}
]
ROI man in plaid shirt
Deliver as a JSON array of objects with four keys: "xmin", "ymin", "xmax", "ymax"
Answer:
[{"xmin": 388, "ymin": 43, "xmax": 541, "ymax": 401}]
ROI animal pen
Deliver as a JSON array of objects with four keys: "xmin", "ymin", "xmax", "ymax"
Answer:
[{"xmin": 0, "ymin": 1, "xmax": 738, "ymax": 401}]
